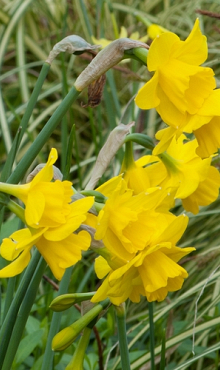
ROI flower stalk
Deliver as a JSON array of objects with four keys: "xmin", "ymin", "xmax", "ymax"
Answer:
[
  {"xmin": 115, "ymin": 303, "xmax": 131, "ymax": 370},
  {"xmin": 65, "ymin": 327, "xmax": 92, "ymax": 370},
  {"xmin": 0, "ymin": 249, "xmax": 42, "ymax": 369}
]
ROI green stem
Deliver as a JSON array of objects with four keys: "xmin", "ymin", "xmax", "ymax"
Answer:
[
  {"xmin": 132, "ymin": 47, "xmax": 148, "ymax": 65},
  {"xmin": 41, "ymin": 267, "xmax": 74, "ymax": 370},
  {"xmin": 135, "ymin": 14, "xmax": 152, "ymax": 27},
  {"xmin": 16, "ymin": 62, "xmax": 51, "ymax": 144},
  {"xmin": 149, "ymin": 301, "xmax": 155, "ymax": 370},
  {"xmin": 121, "ymin": 141, "xmax": 135, "ymax": 173},
  {"xmin": 1, "ymin": 256, "xmax": 46, "ymax": 370},
  {"xmin": 124, "ymin": 47, "xmax": 148, "ymax": 66},
  {"xmin": 65, "ymin": 327, "xmax": 92, "ymax": 370},
  {"xmin": 0, "ymin": 249, "xmax": 41, "ymax": 369},
  {"xmin": 7, "ymin": 199, "xmax": 25, "ymax": 223},
  {"xmin": 7, "ymin": 86, "xmax": 81, "ymax": 185},
  {"xmin": 115, "ymin": 303, "xmax": 131, "ymax": 370},
  {"xmin": 160, "ymin": 328, "xmax": 166, "ymax": 370},
  {"xmin": 0, "ymin": 62, "xmax": 50, "ymax": 182},
  {"xmin": 2, "ymin": 277, "xmax": 16, "ymax": 322}
]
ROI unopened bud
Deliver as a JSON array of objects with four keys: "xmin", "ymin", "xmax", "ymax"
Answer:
[
  {"xmin": 52, "ymin": 299, "xmax": 109, "ymax": 351},
  {"xmin": 50, "ymin": 292, "xmax": 95, "ymax": 312}
]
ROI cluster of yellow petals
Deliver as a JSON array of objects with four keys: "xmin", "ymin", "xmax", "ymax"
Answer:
[
  {"xmin": 135, "ymin": 19, "xmax": 220, "ymax": 158},
  {"xmin": 123, "ymin": 136, "xmax": 220, "ymax": 214},
  {"xmin": 90, "ymin": 176, "xmax": 194, "ymax": 305},
  {"xmin": 0, "ymin": 149, "xmax": 94, "ymax": 280}
]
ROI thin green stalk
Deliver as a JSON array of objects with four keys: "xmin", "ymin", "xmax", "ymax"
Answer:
[
  {"xmin": 41, "ymin": 267, "xmax": 73, "ymax": 370},
  {"xmin": 64, "ymin": 124, "xmax": 77, "ymax": 180},
  {"xmin": 0, "ymin": 249, "xmax": 41, "ymax": 369},
  {"xmin": 0, "ymin": 62, "xmax": 51, "ymax": 183},
  {"xmin": 110, "ymin": 10, "xmax": 120, "ymax": 39},
  {"xmin": 0, "ymin": 126, "xmax": 22, "ymax": 182},
  {"xmin": 160, "ymin": 328, "xmax": 166, "ymax": 370},
  {"xmin": 149, "ymin": 302, "xmax": 155, "ymax": 370},
  {"xmin": 115, "ymin": 303, "xmax": 131, "ymax": 370},
  {"xmin": 1, "ymin": 256, "xmax": 47, "ymax": 370},
  {"xmin": 76, "ymin": 0, "xmax": 93, "ymax": 42},
  {"xmin": 76, "ymin": 264, "xmax": 94, "ymax": 293},
  {"xmin": 121, "ymin": 141, "xmax": 134, "ymax": 171},
  {"xmin": 2, "ymin": 277, "xmax": 16, "ymax": 322},
  {"xmin": 72, "ymin": 124, "xmax": 82, "ymax": 189},
  {"xmin": 7, "ymin": 86, "xmax": 80, "ymax": 185},
  {"xmin": 15, "ymin": 62, "xmax": 51, "ymax": 149},
  {"xmin": 7, "ymin": 199, "xmax": 25, "ymax": 223},
  {"xmin": 61, "ymin": 53, "xmax": 69, "ymax": 173},
  {"xmin": 126, "ymin": 47, "xmax": 148, "ymax": 65},
  {"xmin": 0, "ymin": 0, "xmax": 35, "ymax": 72},
  {"xmin": 65, "ymin": 327, "xmax": 92, "ymax": 370}
]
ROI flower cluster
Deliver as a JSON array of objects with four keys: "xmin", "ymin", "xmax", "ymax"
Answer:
[
  {"xmin": 0, "ymin": 149, "xmax": 94, "ymax": 280},
  {"xmin": 86, "ymin": 19, "xmax": 220, "ymax": 305}
]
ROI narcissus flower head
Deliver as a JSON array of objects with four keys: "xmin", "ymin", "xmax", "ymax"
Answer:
[
  {"xmin": 122, "ymin": 136, "xmax": 220, "ymax": 214},
  {"xmin": 89, "ymin": 175, "xmax": 195, "ymax": 304},
  {"xmin": 153, "ymin": 89, "xmax": 220, "ymax": 158},
  {"xmin": 135, "ymin": 19, "xmax": 215, "ymax": 127},
  {"xmin": 92, "ymin": 213, "xmax": 194, "ymax": 304},
  {"xmin": 0, "ymin": 149, "xmax": 94, "ymax": 280}
]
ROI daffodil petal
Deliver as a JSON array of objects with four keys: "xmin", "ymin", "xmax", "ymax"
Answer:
[
  {"xmin": 94, "ymin": 256, "xmax": 111, "ymax": 279},
  {"xmin": 135, "ymin": 72, "xmax": 160, "ymax": 109},
  {"xmin": 37, "ymin": 230, "xmax": 91, "ymax": 280},
  {"xmin": 0, "ymin": 247, "xmax": 31, "ymax": 277},
  {"xmin": 172, "ymin": 19, "xmax": 208, "ymax": 65},
  {"xmin": 31, "ymin": 148, "xmax": 58, "ymax": 186},
  {"xmin": 147, "ymin": 32, "xmax": 179, "ymax": 71}
]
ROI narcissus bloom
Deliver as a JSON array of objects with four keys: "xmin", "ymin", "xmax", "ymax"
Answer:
[
  {"xmin": 135, "ymin": 19, "xmax": 215, "ymax": 128},
  {"xmin": 153, "ymin": 89, "xmax": 220, "ymax": 158},
  {"xmin": 121, "ymin": 137, "xmax": 220, "ymax": 214},
  {"xmin": 92, "ymin": 212, "xmax": 194, "ymax": 304},
  {"xmin": 90, "ymin": 175, "xmax": 194, "ymax": 304},
  {"xmin": 0, "ymin": 149, "xmax": 94, "ymax": 280}
]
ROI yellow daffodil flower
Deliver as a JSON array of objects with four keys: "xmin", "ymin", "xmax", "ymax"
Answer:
[
  {"xmin": 182, "ymin": 165, "xmax": 220, "ymax": 214},
  {"xmin": 154, "ymin": 89, "xmax": 220, "ymax": 158},
  {"xmin": 92, "ymin": 213, "xmax": 194, "ymax": 304},
  {"xmin": 122, "ymin": 136, "xmax": 220, "ymax": 214},
  {"xmin": 135, "ymin": 19, "xmax": 215, "ymax": 125},
  {"xmin": 0, "ymin": 149, "xmax": 94, "ymax": 280}
]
